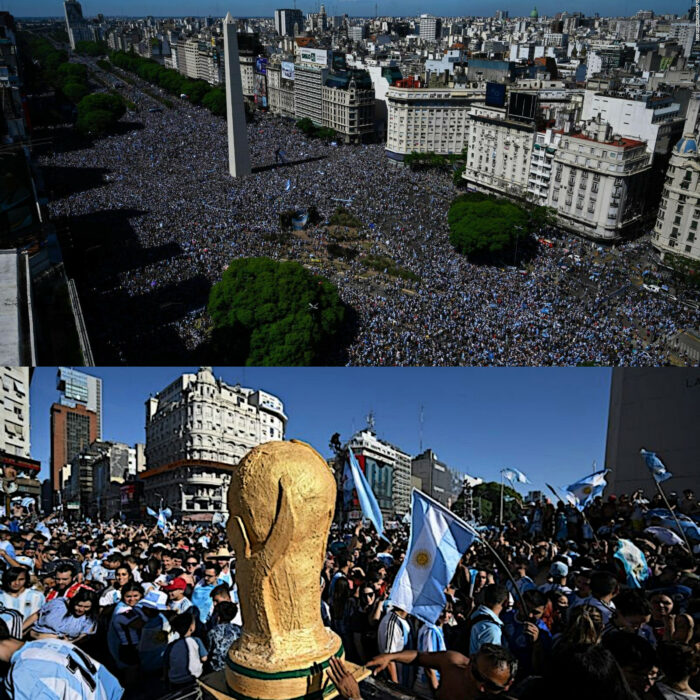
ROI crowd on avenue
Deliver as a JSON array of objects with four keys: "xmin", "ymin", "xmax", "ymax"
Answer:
[
  {"xmin": 36, "ymin": 57, "xmax": 700, "ymax": 366},
  {"xmin": 0, "ymin": 486, "xmax": 697, "ymax": 700}
]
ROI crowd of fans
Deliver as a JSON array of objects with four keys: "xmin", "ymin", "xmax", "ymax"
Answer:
[
  {"xmin": 37, "ymin": 57, "xmax": 700, "ymax": 365},
  {"xmin": 0, "ymin": 486, "xmax": 697, "ymax": 700}
]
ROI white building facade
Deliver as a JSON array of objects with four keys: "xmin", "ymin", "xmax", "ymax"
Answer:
[
  {"xmin": 0, "ymin": 368, "xmax": 30, "ymax": 458},
  {"xmin": 141, "ymin": 367, "xmax": 287, "ymax": 522}
]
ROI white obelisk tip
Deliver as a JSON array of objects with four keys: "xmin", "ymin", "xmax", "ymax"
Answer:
[{"xmin": 224, "ymin": 11, "xmax": 233, "ymax": 23}]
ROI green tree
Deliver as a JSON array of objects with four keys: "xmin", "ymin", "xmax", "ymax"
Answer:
[
  {"xmin": 62, "ymin": 80, "xmax": 89, "ymax": 103},
  {"xmin": 202, "ymin": 87, "xmax": 226, "ymax": 116},
  {"xmin": 296, "ymin": 117, "xmax": 316, "ymax": 135},
  {"xmin": 74, "ymin": 40, "xmax": 108, "ymax": 56},
  {"xmin": 207, "ymin": 258, "xmax": 346, "ymax": 365},
  {"xmin": 76, "ymin": 108, "xmax": 115, "ymax": 135},
  {"xmin": 77, "ymin": 92, "xmax": 126, "ymax": 120},
  {"xmin": 448, "ymin": 192, "xmax": 529, "ymax": 261},
  {"xmin": 56, "ymin": 62, "xmax": 88, "ymax": 85},
  {"xmin": 472, "ymin": 481, "xmax": 522, "ymax": 524}
]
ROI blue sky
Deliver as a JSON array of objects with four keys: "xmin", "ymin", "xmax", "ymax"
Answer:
[
  {"xmin": 30, "ymin": 367, "xmax": 612, "ymax": 495},
  {"xmin": 15, "ymin": 1, "xmax": 693, "ymax": 19}
]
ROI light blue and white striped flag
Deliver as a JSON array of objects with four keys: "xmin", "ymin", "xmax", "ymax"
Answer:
[
  {"xmin": 502, "ymin": 468, "xmax": 530, "ymax": 484},
  {"xmin": 146, "ymin": 507, "xmax": 171, "ymax": 533},
  {"xmin": 614, "ymin": 538, "xmax": 650, "ymax": 588},
  {"xmin": 640, "ymin": 449, "xmax": 672, "ymax": 483},
  {"xmin": 347, "ymin": 449, "xmax": 384, "ymax": 538},
  {"xmin": 388, "ymin": 490, "xmax": 476, "ymax": 625},
  {"xmin": 565, "ymin": 470, "xmax": 608, "ymax": 511}
]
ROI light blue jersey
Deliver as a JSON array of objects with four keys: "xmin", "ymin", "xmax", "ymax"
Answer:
[
  {"xmin": 416, "ymin": 623, "xmax": 446, "ymax": 685},
  {"xmin": 6, "ymin": 638, "xmax": 123, "ymax": 700}
]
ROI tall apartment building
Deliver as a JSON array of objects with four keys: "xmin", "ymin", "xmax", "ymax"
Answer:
[
  {"xmin": 56, "ymin": 367, "xmax": 102, "ymax": 439},
  {"xmin": 141, "ymin": 367, "xmax": 287, "ymax": 522},
  {"xmin": 411, "ymin": 449, "xmax": 461, "ymax": 507},
  {"xmin": 385, "ymin": 87, "xmax": 480, "ymax": 162},
  {"xmin": 294, "ymin": 48, "xmax": 329, "ymax": 125},
  {"xmin": 50, "ymin": 403, "xmax": 98, "ymax": 495},
  {"xmin": 267, "ymin": 60, "xmax": 296, "ymax": 118},
  {"xmin": 419, "ymin": 14, "xmax": 442, "ymax": 43},
  {"xmin": 652, "ymin": 135, "xmax": 700, "ymax": 264},
  {"xmin": 0, "ymin": 368, "xmax": 30, "ymax": 458},
  {"xmin": 347, "ymin": 429, "xmax": 411, "ymax": 517},
  {"xmin": 616, "ymin": 19, "xmax": 643, "ymax": 42},
  {"xmin": 462, "ymin": 101, "xmax": 537, "ymax": 198},
  {"xmin": 274, "ymin": 8, "xmax": 303, "ymax": 37},
  {"xmin": 669, "ymin": 22, "xmax": 696, "ymax": 57},
  {"xmin": 322, "ymin": 70, "xmax": 374, "ymax": 143},
  {"xmin": 63, "ymin": 0, "xmax": 92, "ymax": 50},
  {"xmin": 528, "ymin": 129, "xmax": 561, "ymax": 204},
  {"xmin": 548, "ymin": 119, "xmax": 651, "ymax": 240}
]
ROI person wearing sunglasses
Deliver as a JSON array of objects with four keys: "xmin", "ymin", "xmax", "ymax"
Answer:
[{"xmin": 363, "ymin": 642, "xmax": 516, "ymax": 699}]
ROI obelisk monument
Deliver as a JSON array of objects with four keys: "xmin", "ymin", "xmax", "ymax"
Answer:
[{"xmin": 223, "ymin": 12, "xmax": 251, "ymax": 177}]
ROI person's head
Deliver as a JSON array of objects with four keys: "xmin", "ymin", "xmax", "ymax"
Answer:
[
  {"xmin": 360, "ymin": 586, "xmax": 376, "ymax": 608},
  {"xmin": 656, "ymin": 642, "xmax": 699, "ymax": 685},
  {"xmin": 54, "ymin": 563, "xmax": 75, "ymax": 591},
  {"xmin": 549, "ymin": 561, "xmax": 569, "ymax": 581},
  {"xmin": 613, "ymin": 590, "xmax": 652, "ymax": 632},
  {"xmin": 549, "ymin": 590, "xmax": 569, "ymax": 617},
  {"xmin": 114, "ymin": 565, "xmax": 133, "ymax": 589},
  {"xmin": 203, "ymin": 562, "xmax": 221, "ymax": 584},
  {"xmin": 104, "ymin": 552, "xmax": 124, "ymax": 570},
  {"xmin": 121, "ymin": 582, "xmax": 144, "ymax": 607},
  {"xmin": 683, "ymin": 489, "xmax": 694, "ymax": 501},
  {"xmin": 185, "ymin": 556, "xmax": 200, "ymax": 573},
  {"xmin": 546, "ymin": 643, "xmax": 637, "ymax": 700},
  {"xmin": 171, "ymin": 611, "xmax": 195, "ymax": 638},
  {"xmin": 162, "ymin": 552, "xmax": 174, "ymax": 570},
  {"xmin": 563, "ymin": 604, "xmax": 604, "ymax": 646},
  {"xmin": 602, "ymin": 631, "xmax": 658, "ymax": 696},
  {"xmin": 520, "ymin": 589, "xmax": 548, "ymax": 622},
  {"xmin": 573, "ymin": 571, "xmax": 592, "ymax": 596},
  {"xmin": 650, "ymin": 592, "xmax": 675, "ymax": 619},
  {"xmin": 482, "ymin": 584, "xmax": 509, "ymax": 613},
  {"xmin": 589, "ymin": 571, "xmax": 618, "ymax": 601},
  {"xmin": 214, "ymin": 601, "xmax": 238, "ymax": 624},
  {"xmin": 2, "ymin": 566, "xmax": 28, "ymax": 594},
  {"xmin": 466, "ymin": 643, "xmax": 516, "ymax": 696},
  {"xmin": 210, "ymin": 583, "xmax": 231, "ymax": 605},
  {"xmin": 164, "ymin": 576, "xmax": 187, "ymax": 601},
  {"xmin": 336, "ymin": 553, "xmax": 352, "ymax": 572},
  {"xmin": 66, "ymin": 587, "xmax": 98, "ymax": 621},
  {"xmin": 474, "ymin": 569, "xmax": 489, "ymax": 589}
]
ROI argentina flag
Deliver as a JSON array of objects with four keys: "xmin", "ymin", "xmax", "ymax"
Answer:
[
  {"xmin": 640, "ymin": 449, "xmax": 673, "ymax": 483},
  {"xmin": 347, "ymin": 449, "xmax": 384, "ymax": 538},
  {"xmin": 565, "ymin": 470, "xmax": 608, "ymax": 511},
  {"xmin": 614, "ymin": 539, "xmax": 650, "ymax": 588},
  {"xmin": 388, "ymin": 490, "xmax": 476, "ymax": 625}
]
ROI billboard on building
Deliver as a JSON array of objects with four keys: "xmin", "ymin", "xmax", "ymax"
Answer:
[
  {"xmin": 485, "ymin": 81, "xmax": 506, "ymax": 107},
  {"xmin": 331, "ymin": 51, "xmax": 346, "ymax": 71},
  {"xmin": 255, "ymin": 56, "xmax": 268, "ymax": 74},
  {"xmin": 254, "ymin": 73, "xmax": 268, "ymax": 108},
  {"xmin": 281, "ymin": 61, "xmax": 295, "ymax": 80},
  {"xmin": 298, "ymin": 47, "xmax": 328, "ymax": 66},
  {"xmin": 508, "ymin": 91, "xmax": 538, "ymax": 121}
]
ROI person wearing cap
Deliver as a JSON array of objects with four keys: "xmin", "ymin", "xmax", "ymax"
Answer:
[
  {"xmin": 163, "ymin": 577, "xmax": 192, "ymax": 614},
  {"xmin": 539, "ymin": 561, "xmax": 572, "ymax": 595}
]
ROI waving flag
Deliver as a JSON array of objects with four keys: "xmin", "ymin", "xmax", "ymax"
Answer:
[
  {"xmin": 565, "ymin": 470, "xmax": 608, "ymax": 511},
  {"xmin": 614, "ymin": 539, "xmax": 650, "ymax": 588},
  {"xmin": 644, "ymin": 526, "xmax": 684, "ymax": 547},
  {"xmin": 502, "ymin": 468, "xmax": 530, "ymax": 484},
  {"xmin": 147, "ymin": 506, "xmax": 172, "ymax": 533},
  {"xmin": 388, "ymin": 490, "xmax": 476, "ymax": 625},
  {"xmin": 640, "ymin": 449, "xmax": 672, "ymax": 483},
  {"xmin": 346, "ymin": 449, "xmax": 384, "ymax": 538}
]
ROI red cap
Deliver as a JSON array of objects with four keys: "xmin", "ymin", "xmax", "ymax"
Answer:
[{"xmin": 163, "ymin": 577, "xmax": 188, "ymax": 592}]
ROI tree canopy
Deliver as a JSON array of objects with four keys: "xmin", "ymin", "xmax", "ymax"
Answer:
[
  {"xmin": 451, "ymin": 481, "xmax": 523, "ymax": 524},
  {"xmin": 76, "ymin": 92, "xmax": 126, "ymax": 135},
  {"xmin": 207, "ymin": 258, "xmax": 346, "ymax": 366}
]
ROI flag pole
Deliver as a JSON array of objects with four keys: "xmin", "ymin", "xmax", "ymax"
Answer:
[
  {"xmin": 499, "ymin": 470, "xmax": 504, "ymax": 526},
  {"xmin": 548, "ymin": 482, "xmax": 600, "ymax": 545},
  {"xmin": 653, "ymin": 479, "xmax": 693, "ymax": 554}
]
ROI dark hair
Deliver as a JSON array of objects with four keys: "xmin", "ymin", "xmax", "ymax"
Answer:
[
  {"xmin": 614, "ymin": 590, "xmax": 651, "ymax": 618},
  {"xmin": 106, "ymin": 553, "xmax": 124, "ymax": 565},
  {"xmin": 120, "ymin": 582, "xmax": 144, "ymax": 599},
  {"xmin": 0, "ymin": 618, "xmax": 10, "ymax": 640},
  {"xmin": 656, "ymin": 642, "xmax": 699, "ymax": 683},
  {"xmin": 204, "ymin": 562, "xmax": 221, "ymax": 575},
  {"xmin": 560, "ymin": 605, "xmax": 603, "ymax": 647},
  {"xmin": 336, "ymin": 553, "xmax": 352, "ymax": 569},
  {"xmin": 590, "ymin": 572, "xmax": 618, "ymax": 599},
  {"xmin": 55, "ymin": 563, "xmax": 76, "ymax": 576},
  {"xmin": 544, "ymin": 644, "xmax": 636, "ymax": 700},
  {"xmin": 482, "ymin": 583, "xmax": 509, "ymax": 608},
  {"xmin": 171, "ymin": 611, "xmax": 194, "ymax": 637},
  {"xmin": 210, "ymin": 583, "xmax": 231, "ymax": 600},
  {"xmin": 215, "ymin": 601, "xmax": 238, "ymax": 623},
  {"xmin": 522, "ymin": 589, "xmax": 548, "ymax": 609},
  {"xmin": 474, "ymin": 642, "xmax": 517, "ymax": 679},
  {"xmin": 1, "ymin": 566, "xmax": 28, "ymax": 593},
  {"xmin": 602, "ymin": 631, "xmax": 656, "ymax": 671},
  {"xmin": 65, "ymin": 587, "xmax": 99, "ymax": 622}
]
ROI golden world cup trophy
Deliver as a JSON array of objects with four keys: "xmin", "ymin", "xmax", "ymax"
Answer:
[{"xmin": 200, "ymin": 440, "xmax": 368, "ymax": 700}]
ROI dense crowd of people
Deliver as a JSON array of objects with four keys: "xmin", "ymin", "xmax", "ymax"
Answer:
[
  {"xmin": 0, "ymin": 486, "xmax": 697, "ymax": 700},
  {"xmin": 37, "ymin": 57, "xmax": 700, "ymax": 366}
]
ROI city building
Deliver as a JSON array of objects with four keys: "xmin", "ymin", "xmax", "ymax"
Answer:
[
  {"xmin": 548, "ymin": 119, "xmax": 651, "ymax": 240},
  {"xmin": 56, "ymin": 367, "xmax": 102, "ymax": 438},
  {"xmin": 385, "ymin": 86, "xmax": 480, "ymax": 162},
  {"xmin": 652, "ymin": 134, "xmax": 700, "ymax": 264},
  {"xmin": 605, "ymin": 368, "xmax": 700, "ymax": 497},
  {"xmin": 294, "ymin": 47, "xmax": 329, "ymax": 125},
  {"xmin": 528, "ymin": 128, "xmax": 562, "ymax": 204},
  {"xmin": 0, "ymin": 251, "xmax": 35, "ymax": 366},
  {"xmin": 322, "ymin": 70, "xmax": 375, "ymax": 143},
  {"xmin": 274, "ymin": 8, "xmax": 303, "ymax": 37},
  {"xmin": 0, "ymin": 367, "xmax": 30, "ymax": 458},
  {"xmin": 411, "ymin": 449, "xmax": 463, "ymax": 507},
  {"xmin": 347, "ymin": 428, "xmax": 411, "ymax": 517},
  {"xmin": 63, "ymin": 0, "xmax": 92, "ymax": 50},
  {"xmin": 267, "ymin": 59, "xmax": 296, "ymax": 118},
  {"xmin": 419, "ymin": 14, "xmax": 442, "ymax": 43},
  {"xmin": 140, "ymin": 367, "xmax": 286, "ymax": 522},
  {"xmin": 50, "ymin": 402, "xmax": 98, "ymax": 497}
]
